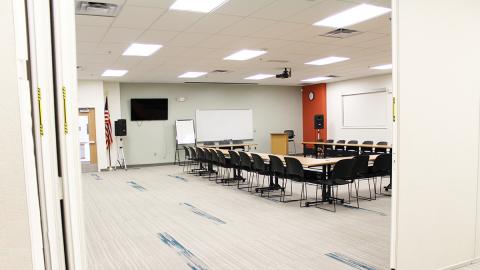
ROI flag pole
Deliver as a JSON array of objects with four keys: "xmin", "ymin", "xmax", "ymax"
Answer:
[{"xmin": 107, "ymin": 145, "xmax": 113, "ymax": 171}]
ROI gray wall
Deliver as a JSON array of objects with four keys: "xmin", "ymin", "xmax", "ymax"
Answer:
[{"xmin": 120, "ymin": 83, "xmax": 303, "ymax": 165}]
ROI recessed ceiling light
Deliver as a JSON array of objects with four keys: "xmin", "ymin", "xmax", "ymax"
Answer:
[
  {"xmin": 305, "ymin": 56, "xmax": 349, "ymax": 66},
  {"xmin": 170, "ymin": 0, "xmax": 229, "ymax": 13},
  {"xmin": 102, "ymin": 69, "xmax": 128, "ymax": 77},
  {"xmin": 302, "ymin": 76, "xmax": 332, "ymax": 83},
  {"xmin": 314, "ymin": 4, "xmax": 391, "ymax": 28},
  {"xmin": 178, "ymin": 72, "xmax": 208, "ymax": 78},
  {"xmin": 123, "ymin": 43, "xmax": 162, "ymax": 56},
  {"xmin": 245, "ymin": 74, "xmax": 275, "ymax": 80},
  {"xmin": 224, "ymin": 49, "xmax": 267, "ymax": 61},
  {"xmin": 370, "ymin": 64, "xmax": 392, "ymax": 70}
]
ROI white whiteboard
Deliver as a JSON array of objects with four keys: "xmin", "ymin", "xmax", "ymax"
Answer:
[
  {"xmin": 196, "ymin": 109, "xmax": 253, "ymax": 142},
  {"xmin": 342, "ymin": 90, "xmax": 387, "ymax": 128},
  {"xmin": 175, "ymin": 119, "xmax": 196, "ymax": 145}
]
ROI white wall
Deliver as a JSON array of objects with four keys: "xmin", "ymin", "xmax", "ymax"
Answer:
[
  {"xmin": 77, "ymin": 80, "xmax": 122, "ymax": 170},
  {"xmin": 0, "ymin": 0, "xmax": 33, "ymax": 268},
  {"xmin": 120, "ymin": 83, "xmax": 303, "ymax": 165},
  {"xmin": 327, "ymin": 74, "xmax": 392, "ymax": 143},
  {"xmin": 394, "ymin": 0, "xmax": 480, "ymax": 269}
]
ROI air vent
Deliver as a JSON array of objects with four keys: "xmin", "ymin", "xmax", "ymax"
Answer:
[
  {"xmin": 211, "ymin": 70, "xmax": 232, "ymax": 74},
  {"xmin": 320, "ymin": 28, "xmax": 361, "ymax": 39},
  {"xmin": 75, "ymin": 1, "xmax": 120, "ymax": 17}
]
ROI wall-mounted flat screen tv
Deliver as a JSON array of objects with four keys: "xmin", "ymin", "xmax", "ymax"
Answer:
[{"xmin": 131, "ymin": 98, "xmax": 168, "ymax": 121}]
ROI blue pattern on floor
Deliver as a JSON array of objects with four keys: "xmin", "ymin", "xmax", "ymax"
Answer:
[
  {"xmin": 158, "ymin": 233, "xmax": 208, "ymax": 270},
  {"xmin": 180, "ymin": 203, "xmax": 226, "ymax": 225},
  {"xmin": 126, "ymin": 180, "xmax": 146, "ymax": 191},
  {"xmin": 168, "ymin": 174, "xmax": 188, "ymax": 182},
  {"xmin": 326, "ymin": 252, "xmax": 378, "ymax": 270}
]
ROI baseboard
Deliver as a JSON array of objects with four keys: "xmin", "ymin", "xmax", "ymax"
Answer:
[{"xmin": 439, "ymin": 257, "xmax": 480, "ymax": 270}]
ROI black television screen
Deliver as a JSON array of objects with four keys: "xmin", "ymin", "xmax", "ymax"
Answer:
[{"xmin": 131, "ymin": 98, "xmax": 168, "ymax": 121}]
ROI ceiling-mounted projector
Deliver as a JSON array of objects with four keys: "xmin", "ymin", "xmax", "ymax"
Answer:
[{"xmin": 276, "ymin": 68, "xmax": 291, "ymax": 79}]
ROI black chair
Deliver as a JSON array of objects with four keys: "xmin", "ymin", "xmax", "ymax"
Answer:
[
  {"xmin": 215, "ymin": 150, "xmax": 233, "ymax": 184},
  {"xmin": 227, "ymin": 151, "xmax": 242, "ymax": 186},
  {"xmin": 316, "ymin": 158, "xmax": 355, "ymax": 212},
  {"xmin": 324, "ymin": 139, "xmax": 335, "ymax": 157},
  {"xmin": 333, "ymin": 140, "xmax": 346, "ymax": 157},
  {"xmin": 345, "ymin": 140, "xmax": 359, "ymax": 156},
  {"xmin": 284, "ymin": 157, "xmax": 320, "ymax": 206},
  {"xmin": 186, "ymin": 146, "xmax": 198, "ymax": 174},
  {"xmin": 350, "ymin": 155, "xmax": 371, "ymax": 202},
  {"xmin": 284, "ymin": 130, "xmax": 296, "ymax": 154},
  {"xmin": 202, "ymin": 149, "xmax": 216, "ymax": 178},
  {"xmin": 256, "ymin": 155, "xmax": 286, "ymax": 198},
  {"xmin": 251, "ymin": 153, "xmax": 270, "ymax": 192},
  {"xmin": 238, "ymin": 151, "xmax": 255, "ymax": 190},
  {"xmin": 208, "ymin": 149, "xmax": 220, "ymax": 181},
  {"xmin": 194, "ymin": 147, "xmax": 208, "ymax": 175},
  {"xmin": 364, "ymin": 153, "xmax": 392, "ymax": 196},
  {"xmin": 361, "ymin": 141, "xmax": 374, "ymax": 155},
  {"xmin": 182, "ymin": 146, "xmax": 192, "ymax": 173},
  {"xmin": 375, "ymin": 141, "xmax": 389, "ymax": 153}
]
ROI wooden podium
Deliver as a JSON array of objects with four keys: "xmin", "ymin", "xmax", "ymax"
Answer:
[{"xmin": 271, "ymin": 133, "xmax": 288, "ymax": 155}]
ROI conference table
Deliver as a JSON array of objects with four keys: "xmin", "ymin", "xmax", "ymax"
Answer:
[
  {"xmin": 199, "ymin": 143, "xmax": 257, "ymax": 151},
  {"xmin": 200, "ymin": 147, "xmax": 380, "ymax": 207}
]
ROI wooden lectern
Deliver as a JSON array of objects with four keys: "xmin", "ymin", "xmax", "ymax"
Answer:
[{"xmin": 271, "ymin": 133, "xmax": 289, "ymax": 155}]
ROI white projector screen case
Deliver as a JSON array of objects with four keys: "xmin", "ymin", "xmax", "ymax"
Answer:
[
  {"xmin": 342, "ymin": 90, "xmax": 387, "ymax": 128},
  {"xmin": 196, "ymin": 109, "xmax": 253, "ymax": 142}
]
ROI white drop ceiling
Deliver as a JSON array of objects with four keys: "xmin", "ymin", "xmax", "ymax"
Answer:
[{"xmin": 75, "ymin": 0, "xmax": 392, "ymax": 85}]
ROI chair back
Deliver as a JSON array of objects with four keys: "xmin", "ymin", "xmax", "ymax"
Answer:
[
  {"xmin": 196, "ymin": 147, "xmax": 205, "ymax": 161},
  {"xmin": 334, "ymin": 140, "xmax": 346, "ymax": 150},
  {"xmin": 325, "ymin": 139, "xmax": 334, "ymax": 150},
  {"xmin": 346, "ymin": 140, "xmax": 359, "ymax": 152},
  {"xmin": 352, "ymin": 155, "xmax": 369, "ymax": 177},
  {"xmin": 251, "ymin": 153, "xmax": 266, "ymax": 171},
  {"xmin": 284, "ymin": 130, "xmax": 295, "ymax": 140},
  {"xmin": 204, "ymin": 148, "xmax": 212, "ymax": 162},
  {"xmin": 183, "ymin": 146, "xmax": 190, "ymax": 158},
  {"xmin": 189, "ymin": 147, "xmax": 197, "ymax": 159},
  {"xmin": 238, "ymin": 151, "xmax": 252, "ymax": 170},
  {"xmin": 284, "ymin": 157, "xmax": 304, "ymax": 180},
  {"xmin": 228, "ymin": 151, "xmax": 241, "ymax": 166},
  {"xmin": 216, "ymin": 150, "xmax": 227, "ymax": 166},
  {"xmin": 268, "ymin": 155, "xmax": 285, "ymax": 176},
  {"xmin": 331, "ymin": 158, "xmax": 355, "ymax": 180},
  {"xmin": 361, "ymin": 141, "xmax": 374, "ymax": 153},
  {"xmin": 375, "ymin": 141, "xmax": 388, "ymax": 153},
  {"xmin": 210, "ymin": 150, "xmax": 219, "ymax": 164},
  {"xmin": 372, "ymin": 153, "xmax": 391, "ymax": 174},
  {"xmin": 203, "ymin": 141, "xmax": 215, "ymax": 146}
]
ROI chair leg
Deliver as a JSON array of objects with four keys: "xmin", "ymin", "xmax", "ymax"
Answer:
[
  {"xmin": 332, "ymin": 186, "xmax": 336, "ymax": 212},
  {"xmin": 354, "ymin": 181, "xmax": 360, "ymax": 208}
]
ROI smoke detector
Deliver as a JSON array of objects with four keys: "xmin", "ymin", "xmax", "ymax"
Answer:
[{"xmin": 75, "ymin": 1, "xmax": 121, "ymax": 17}]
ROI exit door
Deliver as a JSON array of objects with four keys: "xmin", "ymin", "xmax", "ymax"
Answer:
[{"xmin": 79, "ymin": 108, "xmax": 98, "ymax": 172}]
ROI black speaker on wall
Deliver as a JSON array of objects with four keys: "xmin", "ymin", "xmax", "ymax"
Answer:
[
  {"xmin": 115, "ymin": 119, "xmax": 127, "ymax": 136},
  {"xmin": 314, "ymin": 114, "xmax": 324, "ymax": 129}
]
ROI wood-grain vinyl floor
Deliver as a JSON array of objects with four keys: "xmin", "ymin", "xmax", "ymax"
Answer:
[{"xmin": 84, "ymin": 165, "xmax": 391, "ymax": 270}]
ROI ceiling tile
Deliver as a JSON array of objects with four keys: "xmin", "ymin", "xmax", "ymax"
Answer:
[
  {"xmin": 186, "ymin": 14, "xmax": 242, "ymax": 34},
  {"xmin": 136, "ymin": 30, "xmax": 179, "ymax": 44},
  {"xmin": 249, "ymin": 22, "xmax": 306, "ymax": 39},
  {"xmin": 196, "ymin": 35, "xmax": 244, "ymax": 49},
  {"xmin": 220, "ymin": 18, "xmax": 276, "ymax": 36},
  {"xmin": 125, "ymin": 0, "xmax": 175, "ymax": 8},
  {"xmin": 215, "ymin": 0, "xmax": 276, "ymax": 16},
  {"xmin": 288, "ymin": 0, "xmax": 357, "ymax": 25},
  {"xmin": 76, "ymin": 26, "xmax": 109, "ymax": 43},
  {"xmin": 75, "ymin": 15, "xmax": 114, "ymax": 27},
  {"xmin": 102, "ymin": 28, "xmax": 143, "ymax": 43},
  {"xmin": 167, "ymin": 33, "xmax": 211, "ymax": 47},
  {"xmin": 150, "ymin": 10, "xmax": 204, "ymax": 31},
  {"xmin": 112, "ymin": 6, "xmax": 165, "ymax": 29},
  {"xmin": 250, "ymin": 0, "xmax": 318, "ymax": 20}
]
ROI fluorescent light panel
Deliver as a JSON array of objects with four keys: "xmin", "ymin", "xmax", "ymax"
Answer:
[
  {"xmin": 123, "ymin": 43, "xmax": 162, "ymax": 56},
  {"xmin": 170, "ymin": 0, "xmax": 229, "ymax": 13},
  {"xmin": 178, "ymin": 72, "xmax": 208, "ymax": 78},
  {"xmin": 302, "ymin": 76, "xmax": 332, "ymax": 83},
  {"xmin": 370, "ymin": 64, "xmax": 392, "ymax": 70},
  {"xmin": 314, "ymin": 4, "xmax": 391, "ymax": 28},
  {"xmin": 245, "ymin": 74, "xmax": 274, "ymax": 80},
  {"xmin": 306, "ymin": 56, "xmax": 349, "ymax": 66},
  {"xmin": 102, "ymin": 69, "xmax": 128, "ymax": 77},
  {"xmin": 224, "ymin": 49, "xmax": 267, "ymax": 61}
]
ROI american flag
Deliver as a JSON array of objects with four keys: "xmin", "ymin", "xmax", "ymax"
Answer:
[{"xmin": 104, "ymin": 97, "xmax": 113, "ymax": 149}]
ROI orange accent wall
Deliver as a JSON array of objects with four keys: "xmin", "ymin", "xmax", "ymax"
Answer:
[{"xmin": 302, "ymin": 83, "xmax": 327, "ymax": 142}]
